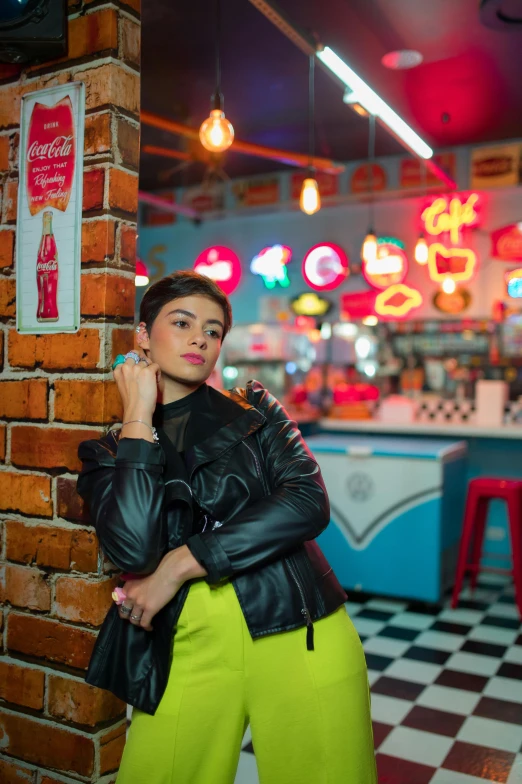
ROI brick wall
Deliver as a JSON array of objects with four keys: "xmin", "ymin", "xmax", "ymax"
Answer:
[{"xmin": 0, "ymin": 2, "xmax": 140, "ymax": 781}]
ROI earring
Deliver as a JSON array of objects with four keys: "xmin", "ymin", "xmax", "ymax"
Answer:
[{"xmin": 135, "ymin": 326, "xmax": 140, "ymax": 333}]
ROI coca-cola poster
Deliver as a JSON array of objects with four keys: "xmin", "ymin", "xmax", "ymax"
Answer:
[{"xmin": 16, "ymin": 82, "xmax": 85, "ymax": 334}]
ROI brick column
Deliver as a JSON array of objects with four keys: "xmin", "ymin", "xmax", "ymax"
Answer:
[{"xmin": 0, "ymin": 2, "xmax": 140, "ymax": 782}]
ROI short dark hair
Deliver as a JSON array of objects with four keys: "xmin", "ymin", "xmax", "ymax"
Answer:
[{"xmin": 139, "ymin": 270, "xmax": 233, "ymax": 339}]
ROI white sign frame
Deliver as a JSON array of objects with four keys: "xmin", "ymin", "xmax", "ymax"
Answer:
[{"xmin": 16, "ymin": 81, "xmax": 85, "ymax": 334}]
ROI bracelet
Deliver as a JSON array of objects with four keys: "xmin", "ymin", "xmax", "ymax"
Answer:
[{"xmin": 121, "ymin": 419, "xmax": 159, "ymax": 443}]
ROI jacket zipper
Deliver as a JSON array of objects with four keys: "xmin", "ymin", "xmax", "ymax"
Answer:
[
  {"xmin": 285, "ymin": 558, "xmax": 315, "ymax": 651},
  {"xmin": 245, "ymin": 434, "xmax": 315, "ymax": 651}
]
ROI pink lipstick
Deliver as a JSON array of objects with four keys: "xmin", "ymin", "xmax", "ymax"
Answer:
[{"xmin": 181, "ymin": 353, "xmax": 205, "ymax": 365}]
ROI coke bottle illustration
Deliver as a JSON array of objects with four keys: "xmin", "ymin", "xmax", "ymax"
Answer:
[{"xmin": 36, "ymin": 211, "xmax": 59, "ymax": 322}]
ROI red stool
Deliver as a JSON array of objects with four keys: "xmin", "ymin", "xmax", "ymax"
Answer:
[{"xmin": 451, "ymin": 477, "xmax": 522, "ymax": 618}]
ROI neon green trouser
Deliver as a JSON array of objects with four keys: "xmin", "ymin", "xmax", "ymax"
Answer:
[{"xmin": 117, "ymin": 578, "xmax": 377, "ymax": 784}]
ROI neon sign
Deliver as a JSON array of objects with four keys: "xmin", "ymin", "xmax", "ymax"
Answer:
[
  {"xmin": 491, "ymin": 224, "xmax": 522, "ymax": 261},
  {"xmin": 250, "ymin": 245, "xmax": 291, "ymax": 289},
  {"xmin": 375, "ymin": 283, "xmax": 423, "ymax": 318},
  {"xmin": 422, "ymin": 193, "xmax": 480, "ymax": 244},
  {"xmin": 420, "ymin": 193, "xmax": 481, "ymax": 285},
  {"xmin": 362, "ymin": 238, "xmax": 408, "ymax": 290},
  {"xmin": 194, "ymin": 246, "xmax": 242, "ymax": 295},
  {"xmin": 291, "ymin": 292, "xmax": 332, "ymax": 317},
  {"xmin": 506, "ymin": 269, "xmax": 522, "ymax": 299},
  {"xmin": 302, "ymin": 243, "xmax": 349, "ymax": 291}
]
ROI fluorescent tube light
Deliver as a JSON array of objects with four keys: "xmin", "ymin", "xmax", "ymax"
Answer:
[{"xmin": 317, "ymin": 46, "xmax": 433, "ymax": 160}]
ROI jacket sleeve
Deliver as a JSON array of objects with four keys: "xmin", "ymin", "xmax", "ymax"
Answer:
[
  {"xmin": 76, "ymin": 434, "xmax": 168, "ymax": 575},
  {"xmin": 186, "ymin": 383, "xmax": 330, "ymax": 583}
]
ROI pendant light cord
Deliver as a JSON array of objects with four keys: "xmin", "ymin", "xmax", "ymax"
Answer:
[
  {"xmin": 308, "ymin": 54, "xmax": 315, "ymax": 174},
  {"xmin": 213, "ymin": 0, "xmax": 222, "ymax": 108},
  {"xmin": 368, "ymin": 113, "xmax": 376, "ymax": 228}
]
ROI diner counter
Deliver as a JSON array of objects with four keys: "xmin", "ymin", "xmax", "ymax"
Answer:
[{"xmin": 319, "ymin": 418, "xmax": 522, "ymax": 440}]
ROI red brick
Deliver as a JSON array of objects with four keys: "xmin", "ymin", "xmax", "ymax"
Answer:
[
  {"xmin": 116, "ymin": 116, "xmax": 139, "ymax": 169},
  {"xmin": 55, "ymin": 379, "xmax": 122, "ymax": 424},
  {"xmin": 68, "ymin": 7, "xmax": 118, "ymax": 58},
  {"xmin": 0, "ymin": 709, "xmax": 95, "ymax": 776},
  {"xmin": 0, "ymin": 660, "xmax": 45, "ymax": 709},
  {"xmin": 84, "ymin": 111, "xmax": 111, "ymax": 157},
  {"xmin": 100, "ymin": 723, "xmax": 127, "ymax": 774},
  {"xmin": 0, "ymin": 423, "xmax": 5, "ymax": 461},
  {"xmin": 81, "ymin": 274, "xmax": 135, "ymax": 318},
  {"xmin": 2, "ymin": 179, "xmax": 17, "ymax": 222},
  {"xmin": 112, "ymin": 327, "xmax": 135, "ymax": 361},
  {"xmin": 56, "ymin": 476, "xmax": 91, "ymax": 523},
  {"xmin": 83, "ymin": 168, "xmax": 105, "ymax": 212},
  {"xmin": 54, "ymin": 575, "xmax": 119, "ymax": 626},
  {"xmin": 8, "ymin": 328, "xmax": 101, "ymax": 370},
  {"xmin": 6, "ymin": 520, "xmax": 98, "ymax": 572},
  {"xmin": 0, "ymin": 472, "xmax": 52, "ymax": 517},
  {"xmin": 0, "ymin": 227, "xmax": 15, "ymax": 267},
  {"xmin": 11, "ymin": 425, "xmax": 101, "ymax": 472},
  {"xmin": 108, "ymin": 168, "xmax": 138, "ymax": 215},
  {"xmin": 7, "ymin": 613, "xmax": 97, "ymax": 670},
  {"xmin": 0, "ymin": 758, "xmax": 34, "ymax": 784},
  {"xmin": 81, "ymin": 218, "xmax": 116, "ymax": 263},
  {"xmin": 0, "ymin": 135, "xmax": 9, "ymax": 171},
  {"xmin": 0, "ymin": 277, "xmax": 16, "ymax": 317},
  {"xmin": 0, "ymin": 327, "xmax": 4, "ymax": 368},
  {"xmin": 120, "ymin": 224, "xmax": 136, "ymax": 265},
  {"xmin": 27, "ymin": 8, "xmax": 118, "ymax": 73},
  {"xmin": 5, "ymin": 564, "xmax": 51, "ymax": 611},
  {"xmin": 119, "ymin": 15, "xmax": 140, "ymax": 69},
  {"xmin": 0, "ymin": 379, "xmax": 48, "ymax": 419},
  {"xmin": 47, "ymin": 674, "xmax": 125, "ymax": 726},
  {"xmin": 0, "ymin": 65, "xmax": 139, "ymax": 130}
]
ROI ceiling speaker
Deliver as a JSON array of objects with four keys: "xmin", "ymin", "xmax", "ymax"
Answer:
[{"xmin": 0, "ymin": 0, "xmax": 67, "ymax": 65}]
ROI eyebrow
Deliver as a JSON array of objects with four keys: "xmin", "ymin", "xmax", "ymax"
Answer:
[{"xmin": 166, "ymin": 308, "xmax": 224, "ymax": 330}]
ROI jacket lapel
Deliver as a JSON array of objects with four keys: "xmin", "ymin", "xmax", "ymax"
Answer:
[{"xmin": 183, "ymin": 386, "xmax": 266, "ymax": 479}]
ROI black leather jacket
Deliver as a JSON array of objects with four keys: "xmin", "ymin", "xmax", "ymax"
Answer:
[{"xmin": 77, "ymin": 381, "xmax": 347, "ymax": 715}]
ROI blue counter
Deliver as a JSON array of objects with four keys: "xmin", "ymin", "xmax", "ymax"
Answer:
[{"xmin": 306, "ymin": 434, "xmax": 468, "ymax": 603}]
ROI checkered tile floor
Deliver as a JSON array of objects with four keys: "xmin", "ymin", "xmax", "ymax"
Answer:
[{"xmin": 235, "ymin": 574, "xmax": 522, "ymax": 784}]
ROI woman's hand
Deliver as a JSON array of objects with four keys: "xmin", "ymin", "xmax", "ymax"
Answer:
[
  {"xmin": 117, "ymin": 546, "xmax": 207, "ymax": 631},
  {"xmin": 113, "ymin": 348, "xmax": 161, "ymax": 422}
]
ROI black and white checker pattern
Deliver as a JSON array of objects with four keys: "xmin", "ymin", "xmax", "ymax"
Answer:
[{"xmin": 236, "ymin": 574, "xmax": 522, "ymax": 784}]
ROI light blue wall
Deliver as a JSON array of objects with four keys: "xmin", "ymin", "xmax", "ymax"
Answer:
[{"xmin": 137, "ymin": 184, "xmax": 522, "ymax": 324}]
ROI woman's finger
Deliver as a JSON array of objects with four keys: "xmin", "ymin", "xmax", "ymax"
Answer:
[
  {"xmin": 118, "ymin": 603, "xmax": 134, "ymax": 620},
  {"xmin": 139, "ymin": 609, "xmax": 154, "ymax": 632}
]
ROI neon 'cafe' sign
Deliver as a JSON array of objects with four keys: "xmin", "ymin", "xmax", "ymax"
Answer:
[{"xmin": 421, "ymin": 192, "xmax": 481, "ymax": 284}]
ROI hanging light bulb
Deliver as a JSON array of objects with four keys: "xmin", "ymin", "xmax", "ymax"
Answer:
[
  {"xmin": 414, "ymin": 234, "xmax": 429, "ymax": 265},
  {"xmin": 135, "ymin": 259, "xmax": 149, "ymax": 287},
  {"xmin": 361, "ymin": 115, "xmax": 378, "ymax": 262},
  {"xmin": 362, "ymin": 230, "xmax": 378, "ymax": 263},
  {"xmin": 199, "ymin": 0, "xmax": 234, "ymax": 153},
  {"xmin": 300, "ymin": 55, "xmax": 321, "ymax": 216},
  {"xmin": 199, "ymin": 108, "xmax": 234, "ymax": 153},
  {"xmin": 300, "ymin": 177, "xmax": 321, "ymax": 215},
  {"xmin": 442, "ymin": 277, "xmax": 456, "ymax": 295}
]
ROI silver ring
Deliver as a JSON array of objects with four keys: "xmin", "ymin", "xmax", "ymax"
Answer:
[
  {"xmin": 130, "ymin": 614, "xmax": 142, "ymax": 621},
  {"xmin": 124, "ymin": 351, "xmax": 141, "ymax": 365},
  {"xmin": 120, "ymin": 605, "xmax": 132, "ymax": 615}
]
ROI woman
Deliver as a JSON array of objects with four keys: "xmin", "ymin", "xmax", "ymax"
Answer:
[{"xmin": 77, "ymin": 271, "xmax": 376, "ymax": 784}]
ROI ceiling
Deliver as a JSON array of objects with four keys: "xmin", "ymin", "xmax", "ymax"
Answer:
[{"xmin": 140, "ymin": 0, "xmax": 522, "ymax": 191}]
